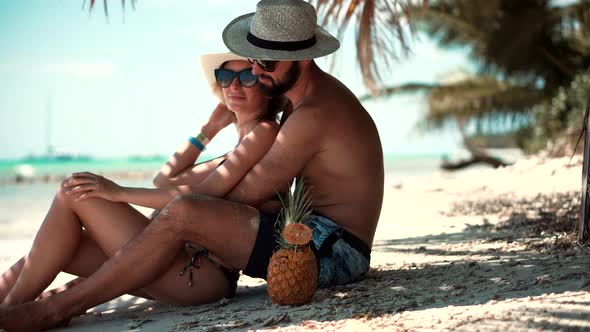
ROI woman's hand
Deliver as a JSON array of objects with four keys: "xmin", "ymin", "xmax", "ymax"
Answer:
[
  {"xmin": 63, "ymin": 172, "xmax": 124, "ymax": 202},
  {"xmin": 206, "ymin": 103, "xmax": 236, "ymax": 134}
]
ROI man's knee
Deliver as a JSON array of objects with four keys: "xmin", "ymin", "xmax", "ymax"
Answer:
[{"xmin": 157, "ymin": 194, "xmax": 213, "ymax": 232}]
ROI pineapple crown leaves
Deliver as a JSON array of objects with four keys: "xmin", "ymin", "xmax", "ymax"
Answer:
[
  {"xmin": 274, "ymin": 177, "xmax": 313, "ymax": 248},
  {"xmin": 277, "ymin": 177, "xmax": 313, "ymax": 227}
]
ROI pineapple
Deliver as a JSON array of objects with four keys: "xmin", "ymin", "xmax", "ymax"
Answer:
[{"xmin": 267, "ymin": 178, "xmax": 317, "ymax": 305}]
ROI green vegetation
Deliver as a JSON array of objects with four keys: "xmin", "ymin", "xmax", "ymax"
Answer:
[
  {"xmin": 313, "ymin": 0, "xmax": 590, "ymax": 157},
  {"xmin": 89, "ymin": 0, "xmax": 590, "ymax": 157}
]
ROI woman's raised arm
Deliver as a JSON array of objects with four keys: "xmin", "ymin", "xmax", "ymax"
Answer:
[
  {"xmin": 153, "ymin": 103, "xmax": 236, "ymax": 187},
  {"xmin": 67, "ymin": 121, "xmax": 279, "ymax": 209},
  {"xmin": 191, "ymin": 120, "xmax": 279, "ymax": 198}
]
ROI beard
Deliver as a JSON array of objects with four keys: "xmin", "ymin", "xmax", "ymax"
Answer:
[{"xmin": 258, "ymin": 62, "xmax": 300, "ymax": 97}]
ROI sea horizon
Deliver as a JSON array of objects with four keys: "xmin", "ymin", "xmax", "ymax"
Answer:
[
  {"xmin": 0, "ymin": 149, "xmax": 524, "ymax": 238},
  {"xmin": 0, "ymin": 149, "xmax": 524, "ymax": 186}
]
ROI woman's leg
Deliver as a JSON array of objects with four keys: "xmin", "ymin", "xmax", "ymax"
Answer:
[
  {"xmin": 0, "ymin": 194, "xmax": 260, "ymax": 331},
  {"xmin": 0, "ymin": 258, "xmax": 24, "ymax": 303},
  {"xmin": 0, "ymin": 236, "xmax": 98, "ymax": 303},
  {"xmin": 1, "ymin": 231, "xmax": 154, "ymax": 304},
  {"xmin": 1, "ymin": 180, "xmax": 152, "ymax": 306}
]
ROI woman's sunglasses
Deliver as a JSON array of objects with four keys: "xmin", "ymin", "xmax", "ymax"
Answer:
[
  {"xmin": 248, "ymin": 58, "xmax": 278, "ymax": 72},
  {"xmin": 214, "ymin": 68, "xmax": 258, "ymax": 88}
]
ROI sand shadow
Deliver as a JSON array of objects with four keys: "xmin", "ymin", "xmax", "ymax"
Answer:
[
  {"xmin": 67, "ymin": 191, "xmax": 588, "ymax": 331},
  {"xmin": 243, "ymin": 191, "xmax": 588, "ymax": 330}
]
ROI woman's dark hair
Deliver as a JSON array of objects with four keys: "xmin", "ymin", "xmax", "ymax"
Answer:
[{"xmin": 265, "ymin": 95, "xmax": 291, "ymax": 122}]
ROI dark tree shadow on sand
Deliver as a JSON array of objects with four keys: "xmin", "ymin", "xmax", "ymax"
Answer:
[
  {"xmin": 243, "ymin": 191, "xmax": 590, "ymax": 330},
  {"xmin": 66, "ymin": 191, "xmax": 590, "ymax": 331}
]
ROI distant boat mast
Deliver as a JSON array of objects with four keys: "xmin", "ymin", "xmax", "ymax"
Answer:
[{"xmin": 46, "ymin": 94, "xmax": 54, "ymax": 155}]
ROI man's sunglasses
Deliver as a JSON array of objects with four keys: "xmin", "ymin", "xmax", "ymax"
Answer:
[
  {"xmin": 214, "ymin": 68, "xmax": 258, "ymax": 88},
  {"xmin": 248, "ymin": 58, "xmax": 278, "ymax": 72}
]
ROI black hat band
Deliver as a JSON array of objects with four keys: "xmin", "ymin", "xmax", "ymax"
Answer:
[{"xmin": 247, "ymin": 32, "xmax": 316, "ymax": 51}]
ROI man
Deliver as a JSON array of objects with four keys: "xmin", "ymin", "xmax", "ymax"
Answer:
[
  {"xmin": 0, "ymin": 0, "xmax": 383, "ymax": 330},
  {"xmin": 222, "ymin": 0, "xmax": 384, "ymax": 286}
]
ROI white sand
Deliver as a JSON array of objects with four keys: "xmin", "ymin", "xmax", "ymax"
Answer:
[{"xmin": 2, "ymin": 155, "xmax": 589, "ymax": 331}]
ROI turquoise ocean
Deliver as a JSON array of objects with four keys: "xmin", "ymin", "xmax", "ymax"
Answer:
[
  {"xmin": 0, "ymin": 154, "xmax": 445, "ymax": 238},
  {"xmin": 0, "ymin": 154, "xmax": 443, "ymax": 185}
]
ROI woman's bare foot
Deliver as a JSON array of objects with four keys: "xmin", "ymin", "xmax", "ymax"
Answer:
[
  {"xmin": 36, "ymin": 277, "xmax": 85, "ymax": 301},
  {"xmin": 0, "ymin": 298, "xmax": 69, "ymax": 331}
]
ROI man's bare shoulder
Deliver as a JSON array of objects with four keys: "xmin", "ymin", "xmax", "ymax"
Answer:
[
  {"xmin": 281, "ymin": 101, "xmax": 325, "ymax": 130},
  {"xmin": 312, "ymin": 75, "xmax": 363, "ymax": 111},
  {"xmin": 280, "ymin": 71, "xmax": 371, "ymax": 139},
  {"xmin": 258, "ymin": 120, "xmax": 280, "ymax": 132}
]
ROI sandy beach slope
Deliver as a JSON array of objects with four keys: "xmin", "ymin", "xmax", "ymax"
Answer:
[{"xmin": 2, "ymin": 155, "xmax": 589, "ymax": 331}]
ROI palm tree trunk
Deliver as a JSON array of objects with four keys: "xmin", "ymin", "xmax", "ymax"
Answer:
[{"xmin": 579, "ymin": 100, "xmax": 590, "ymax": 242}]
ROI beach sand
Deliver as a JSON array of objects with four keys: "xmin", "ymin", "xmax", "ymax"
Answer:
[{"xmin": 2, "ymin": 155, "xmax": 589, "ymax": 331}]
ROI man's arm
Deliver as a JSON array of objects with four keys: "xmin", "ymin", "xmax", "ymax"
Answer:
[
  {"xmin": 153, "ymin": 103, "xmax": 235, "ymax": 187},
  {"xmin": 153, "ymin": 156, "xmax": 226, "ymax": 188},
  {"xmin": 193, "ymin": 121, "xmax": 280, "ymax": 198},
  {"xmin": 152, "ymin": 140, "xmax": 206, "ymax": 188},
  {"xmin": 125, "ymin": 122, "xmax": 279, "ymax": 207},
  {"xmin": 70, "ymin": 122, "xmax": 279, "ymax": 209},
  {"xmin": 226, "ymin": 105, "xmax": 322, "ymax": 206}
]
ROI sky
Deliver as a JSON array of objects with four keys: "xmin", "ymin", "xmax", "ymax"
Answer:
[{"xmin": 0, "ymin": 0, "xmax": 475, "ymax": 160}]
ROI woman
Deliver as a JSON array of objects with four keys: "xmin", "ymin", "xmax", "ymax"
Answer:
[{"xmin": 0, "ymin": 53, "xmax": 286, "ymax": 308}]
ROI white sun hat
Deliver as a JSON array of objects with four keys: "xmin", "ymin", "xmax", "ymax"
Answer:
[
  {"xmin": 199, "ymin": 52, "xmax": 250, "ymax": 104},
  {"xmin": 222, "ymin": 0, "xmax": 340, "ymax": 61}
]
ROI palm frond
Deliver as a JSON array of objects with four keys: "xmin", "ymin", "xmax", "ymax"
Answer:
[
  {"xmin": 103, "ymin": 0, "xmax": 109, "ymax": 21},
  {"xmin": 411, "ymin": 0, "xmax": 590, "ymax": 89},
  {"xmin": 360, "ymin": 75, "xmax": 543, "ymax": 132},
  {"xmin": 410, "ymin": 6, "xmax": 489, "ymax": 50},
  {"xmin": 312, "ymin": 0, "xmax": 414, "ymax": 93},
  {"xmin": 424, "ymin": 76, "xmax": 545, "ymax": 130},
  {"xmin": 84, "ymin": 0, "xmax": 136, "ymax": 20},
  {"xmin": 358, "ymin": 82, "xmax": 435, "ymax": 101}
]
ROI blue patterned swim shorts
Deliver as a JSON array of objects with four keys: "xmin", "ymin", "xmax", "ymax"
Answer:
[
  {"xmin": 307, "ymin": 213, "xmax": 372, "ymax": 288},
  {"xmin": 243, "ymin": 212, "xmax": 371, "ymax": 288}
]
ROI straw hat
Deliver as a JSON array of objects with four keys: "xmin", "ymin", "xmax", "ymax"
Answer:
[
  {"xmin": 199, "ymin": 52, "xmax": 250, "ymax": 104},
  {"xmin": 222, "ymin": 0, "xmax": 340, "ymax": 61}
]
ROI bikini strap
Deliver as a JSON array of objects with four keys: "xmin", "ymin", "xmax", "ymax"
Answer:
[
  {"xmin": 179, "ymin": 248, "xmax": 211, "ymax": 287},
  {"xmin": 179, "ymin": 243, "xmax": 239, "ymax": 295}
]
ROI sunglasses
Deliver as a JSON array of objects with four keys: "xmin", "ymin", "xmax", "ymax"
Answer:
[
  {"xmin": 248, "ymin": 58, "xmax": 278, "ymax": 72},
  {"xmin": 214, "ymin": 68, "xmax": 258, "ymax": 88}
]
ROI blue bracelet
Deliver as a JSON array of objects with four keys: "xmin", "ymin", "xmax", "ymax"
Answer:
[{"xmin": 188, "ymin": 136, "xmax": 205, "ymax": 151}]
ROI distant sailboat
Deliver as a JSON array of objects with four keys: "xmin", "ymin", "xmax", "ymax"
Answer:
[{"xmin": 23, "ymin": 95, "xmax": 92, "ymax": 162}]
